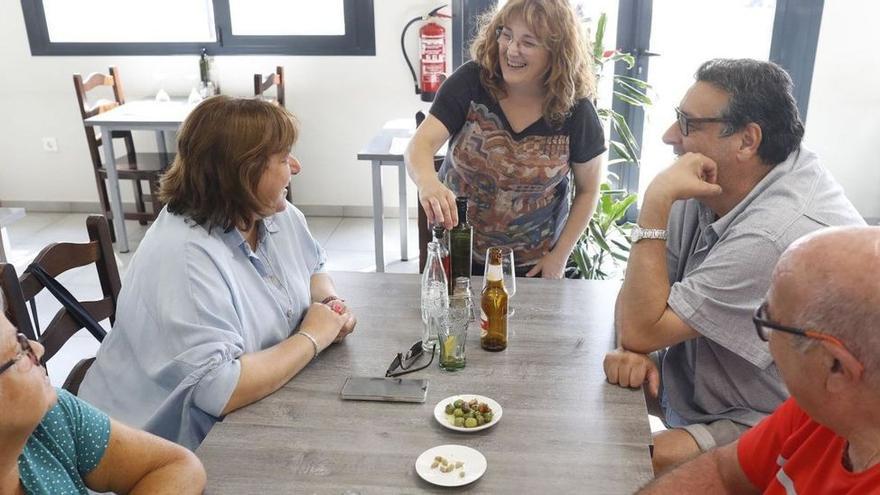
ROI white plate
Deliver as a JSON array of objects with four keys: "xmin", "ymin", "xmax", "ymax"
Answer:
[
  {"xmin": 433, "ymin": 394, "xmax": 502, "ymax": 432},
  {"xmin": 415, "ymin": 444, "xmax": 487, "ymax": 487}
]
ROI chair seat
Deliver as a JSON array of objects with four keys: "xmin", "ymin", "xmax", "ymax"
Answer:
[{"xmin": 97, "ymin": 152, "xmax": 172, "ymax": 179}]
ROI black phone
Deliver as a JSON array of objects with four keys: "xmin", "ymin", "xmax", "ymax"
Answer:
[{"xmin": 340, "ymin": 376, "xmax": 429, "ymax": 403}]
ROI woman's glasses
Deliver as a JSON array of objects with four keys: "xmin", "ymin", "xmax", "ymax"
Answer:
[
  {"xmin": 385, "ymin": 341, "xmax": 435, "ymax": 377},
  {"xmin": 0, "ymin": 333, "xmax": 39, "ymax": 376}
]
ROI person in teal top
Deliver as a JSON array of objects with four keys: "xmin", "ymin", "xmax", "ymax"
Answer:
[
  {"xmin": 18, "ymin": 388, "xmax": 110, "ymax": 494},
  {"xmin": 0, "ymin": 292, "xmax": 206, "ymax": 495}
]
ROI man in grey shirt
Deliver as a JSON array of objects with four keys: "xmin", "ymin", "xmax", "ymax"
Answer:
[{"xmin": 603, "ymin": 59, "xmax": 865, "ymax": 474}]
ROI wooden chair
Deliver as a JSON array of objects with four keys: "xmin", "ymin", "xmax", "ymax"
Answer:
[
  {"xmin": 0, "ymin": 215, "xmax": 120, "ymax": 394},
  {"xmin": 254, "ymin": 66, "xmax": 292, "ymax": 201},
  {"xmin": 254, "ymin": 66, "xmax": 285, "ymax": 108},
  {"xmin": 73, "ymin": 66, "xmax": 167, "ymax": 240}
]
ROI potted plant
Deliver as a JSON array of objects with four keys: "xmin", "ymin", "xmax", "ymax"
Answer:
[{"xmin": 567, "ymin": 13, "xmax": 652, "ymax": 280}]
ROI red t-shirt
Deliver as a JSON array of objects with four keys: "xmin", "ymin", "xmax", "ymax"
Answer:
[{"xmin": 738, "ymin": 398, "xmax": 880, "ymax": 494}]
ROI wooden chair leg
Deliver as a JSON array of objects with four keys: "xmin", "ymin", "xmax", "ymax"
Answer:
[
  {"xmin": 95, "ymin": 175, "xmax": 116, "ymax": 243},
  {"xmin": 149, "ymin": 177, "xmax": 163, "ymax": 219},
  {"xmin": 133, "ymin": 179, "xmax": 147, "ymax": 225}
]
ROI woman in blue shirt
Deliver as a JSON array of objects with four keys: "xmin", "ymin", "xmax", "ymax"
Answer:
[
  {"xmin": 79, "ymin": 96, "xmax": 358, "ymax": 450},
  {"xmin": 0, "ymin": 297, "xmax": 205, "ymax": 494}
]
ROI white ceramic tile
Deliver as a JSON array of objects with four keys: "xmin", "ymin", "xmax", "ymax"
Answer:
[{"xmin": 303, "ymin": 216, "xmax": 342, "ymax": 245}]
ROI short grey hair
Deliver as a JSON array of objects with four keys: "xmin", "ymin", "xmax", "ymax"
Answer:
[{"xmin": 696, "ymin": 58, "xmax": 804, "ymax": 165}]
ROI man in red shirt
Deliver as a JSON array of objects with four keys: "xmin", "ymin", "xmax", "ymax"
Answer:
[{"xmin": 639, "ymin": 225, "xmax": 880, "ymax": 494}]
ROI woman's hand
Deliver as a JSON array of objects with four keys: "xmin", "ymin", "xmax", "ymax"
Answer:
[
  {"xmin": 525, "ymin": 250, "xmax": 568, "ymax": 279},
  {"xmin": 325, "ymin": 299, "xmax": 357, "ymax": 343},
  {"xmin": 418, "ymin": 178, "xmax": 458, "ymax": 230},
  {"xmin": 299, "ymin": 302, "xmax": 349, "ymax": 351}
]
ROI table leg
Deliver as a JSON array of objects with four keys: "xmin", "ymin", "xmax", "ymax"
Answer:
[
  {"xmin": 0, "ymin": 227, "xmax": 8, "ymax": 263},
  {"xmin": 102, "ymin": 125, "xmax": 129, "ymax": 253},
  {"xmin": 371, "ymin": 161, "xmax": 385, "ymax": 272},
  {"xmin": 398, "ymin": 162, "xmax": 408, "ymax": 261}
]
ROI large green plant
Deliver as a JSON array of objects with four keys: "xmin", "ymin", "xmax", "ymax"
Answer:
[{"xmin": 567, "ymin": 13, "xmax": 652, "ymax": 280}]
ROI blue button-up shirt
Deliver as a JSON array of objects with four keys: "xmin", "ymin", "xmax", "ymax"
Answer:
[{"xmin": 79, "ymin": 204, "xmax": 325, "ymax": 450}]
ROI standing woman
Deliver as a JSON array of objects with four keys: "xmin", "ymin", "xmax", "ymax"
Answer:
[{"xmin": 406, "ymin": 0, "xmax": 606, "ymax": 278}]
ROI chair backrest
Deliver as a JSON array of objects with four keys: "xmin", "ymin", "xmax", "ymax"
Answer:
[
  {"xmin": 72, "ymin": 66, "xmax": 133, "ymax": 167},
  {"xmin": 0, "ymin": 215, "xmax": 121, "ymax": 394},
  {"xmin": 254, "ymin": 66, "xmax": 285, "ymax": 107}
]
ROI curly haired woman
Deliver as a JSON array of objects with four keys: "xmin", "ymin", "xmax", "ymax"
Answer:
[{"xmin": 406, "ymin": 0, "xmax": 606, "ymax": 278}]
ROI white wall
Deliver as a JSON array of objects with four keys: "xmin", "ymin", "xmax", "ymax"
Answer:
[
  {"xmin": 0, "ymin": 1, "xmax": 445, "ymax": 213},
  {"xmin": 804, "ymin": 0, "xmax": 880, "ymax": 219}
]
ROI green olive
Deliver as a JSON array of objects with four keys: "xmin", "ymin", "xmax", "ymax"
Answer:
[
  {"xmin": 453, "ymin": 408, "xmax": 464, "ymax": 417},
  {"xmin": 484, "ymin": 412, "xmax": 493, "ymax": 422},
  {"xmin": 476, "ymin": 416, "xmax": 485, "ymax": 426},
  {"xmin": 453, "ymin": 399, "xmax": 464, "ymax": 408},
  {"xmin": 445, "ymin": 404, "xmax": 455, "ymax": 415},
  {"xmin": 454, "ymin": 417, "xmax": 465, "ymax": 427},
  {"xmin": 464, "ymin": 417, "xmax": 478, "ymax": 428}
]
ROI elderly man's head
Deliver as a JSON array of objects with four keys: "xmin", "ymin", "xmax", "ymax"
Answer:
[{"xmin": 763, "ymin": 226, "xmax": 880, "ymax": 424}]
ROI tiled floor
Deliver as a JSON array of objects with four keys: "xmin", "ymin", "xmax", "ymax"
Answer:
[{"xmin": 2, "ymin": 212, "xmax": 419, "ymax": 386}]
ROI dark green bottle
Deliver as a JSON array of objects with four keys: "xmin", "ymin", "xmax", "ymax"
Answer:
[{"xmin": 449, "ymin": 197, "xmax": 473, "ymax": 280}]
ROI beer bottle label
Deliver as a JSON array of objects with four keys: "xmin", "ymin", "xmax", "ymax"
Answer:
[{"xmin": 480, "ymin": 308, "xmax": 489, "ymax": 338}]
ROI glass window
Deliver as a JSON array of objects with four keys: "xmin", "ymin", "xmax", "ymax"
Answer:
[
  {"xmin": 229, "ymin": 0, "xmax": 345, "ymax": 36},
  {"xmin": 43, "ymin": 0, "xmax": 215, "ymax": 43},
  {"xmin": 23, "ymin": 0, "xmax": 374, "ymax": 56}
]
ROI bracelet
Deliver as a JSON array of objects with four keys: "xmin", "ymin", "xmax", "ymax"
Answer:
[
  {"xmin": 321, "ymin": 295, "xmax": 344, "ymax": 305},
  {"xmin": 297, "ymin": 331, "xmax": 320, "ymax": 360}
]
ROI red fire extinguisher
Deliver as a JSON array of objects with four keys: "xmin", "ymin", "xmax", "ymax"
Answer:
[{"xmin": 402, "ymin": 6, "xmax": 451, "ymax": 102}]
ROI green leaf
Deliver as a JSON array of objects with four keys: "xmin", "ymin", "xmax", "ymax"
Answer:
[
  {"xmin": 609, "ymin": 140, "xmax": 635, "ymax": 163},
  {"xmin": 610, "ymin": 238, "xmax": 631, "ymax": 252},
  {"xmin": 594, "ymin": 13, "xmax": 607, "ymax": 56},
  {"xmin": 615, "ymin": 75, "xmax": 651, "ymax": 89},
  {"xmin": 612, "ymin": 91, "xmax": 646, "ymax": 107},
  {"xmin": 589, "ymin": 222, "xmax": 613, "ymax": 253},
  {"xmin": 610, "ymin": 112, "xmax": 640, "ymax": 161}
]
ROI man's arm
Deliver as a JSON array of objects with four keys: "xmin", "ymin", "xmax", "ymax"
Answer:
[
  {"xmin": 638, "ymin": 441, "xmax": 760, "ymax": 495},
  {"xmin": 616, "ymin": 153, "xmax": 722, "ymax": 353}
]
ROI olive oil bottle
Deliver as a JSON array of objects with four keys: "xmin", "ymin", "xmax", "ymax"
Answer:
[{"xmin": 449, "ymin": 197, "xmax": 472, "ymax": 280}]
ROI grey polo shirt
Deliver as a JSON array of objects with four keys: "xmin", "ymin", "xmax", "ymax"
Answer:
[{"xmin": 661, "ymin": 145, "xmax": 865, "ymax": 428}]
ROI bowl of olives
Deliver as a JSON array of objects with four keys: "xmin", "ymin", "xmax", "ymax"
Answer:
[{"xmin": 433, "ymin": 395, "xmax": 502, "ymax": 432}]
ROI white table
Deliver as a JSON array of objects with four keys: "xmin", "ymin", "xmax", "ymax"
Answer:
[
  {"xmin": 84, "ymin": 100, "xmax": 195, "ymax": 252},
  {"xmin": 357, "ymin": 119, "xmax": 446, "ymax": 272},
  {"xmin": 0, "ymin": 207, "xmax": 26, "ymax": 263}
]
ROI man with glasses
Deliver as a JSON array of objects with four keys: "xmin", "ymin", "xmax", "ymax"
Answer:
[
  {"xmin": 639, "ymin": 226, "xmax": 880, "ymax": 493},
  {"xmin": 603, "ymin": 58, "xmax": 865, "ymax": 474}
]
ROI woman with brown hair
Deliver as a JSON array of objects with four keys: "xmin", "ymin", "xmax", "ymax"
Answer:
[
  {"xmin": 79, "ymin": 96, "xmax": 356, "ymax": 450},
  {"xmin": 405, "ymin": 0, "xmax": 606, "ymax": 278}
]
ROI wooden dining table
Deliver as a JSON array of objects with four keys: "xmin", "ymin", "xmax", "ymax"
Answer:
[{"xmin": 196, "ymin": 272, "xmax": 654, "ymax": 493}]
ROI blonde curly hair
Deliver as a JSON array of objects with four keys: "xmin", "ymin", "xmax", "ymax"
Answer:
[{"xmin": 470, "ymin": 0, "xmax": 596, "ymax": 128}]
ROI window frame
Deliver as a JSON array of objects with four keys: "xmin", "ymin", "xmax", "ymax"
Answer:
[{"xmin": 20, "ymin": 0, "xmax": 375, "ymax": 56}]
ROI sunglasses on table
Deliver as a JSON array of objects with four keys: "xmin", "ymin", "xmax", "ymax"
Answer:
[
  {"xmin": 0, "ymin": 333, "xmax": 40, "ymax": 375},
  {"xmin": 385, "ymin": 341, "xmax": 435, "ymax": 377}
]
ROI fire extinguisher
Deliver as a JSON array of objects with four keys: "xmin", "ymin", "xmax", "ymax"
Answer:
[{"xmin": 402, "ymin": 5, "xmax": 451, "ymax": 102}]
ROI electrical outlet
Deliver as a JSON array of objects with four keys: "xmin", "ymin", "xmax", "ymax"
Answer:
[{"xmin": 42, "ymin": 137, "xmax": 58, "ymax": 152}]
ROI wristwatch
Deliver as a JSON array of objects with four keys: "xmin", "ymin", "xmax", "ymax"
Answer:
[{"xmin": 630, "ymin": 226, "xmax": 667, "ymax": 243}]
